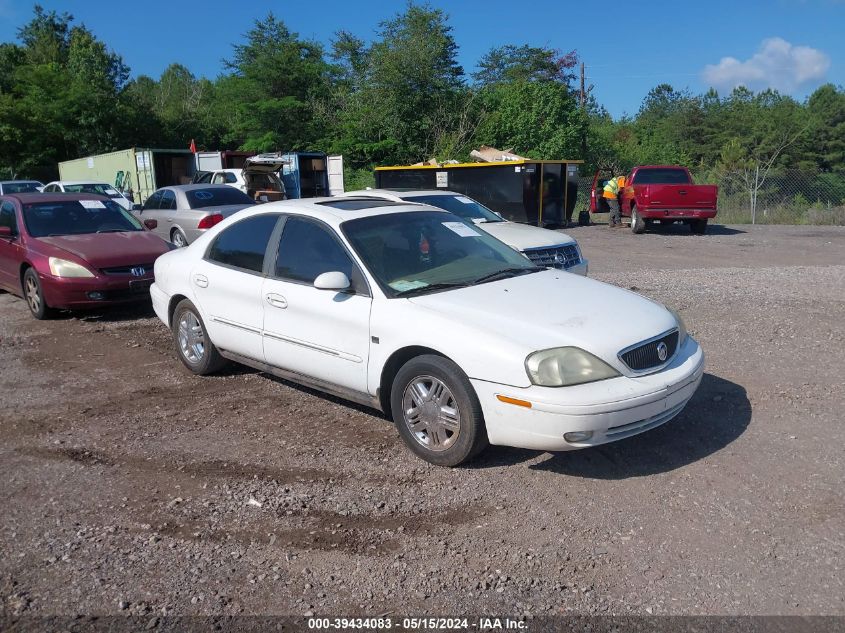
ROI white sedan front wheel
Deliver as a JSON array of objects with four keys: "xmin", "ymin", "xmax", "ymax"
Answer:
[{"xmin": 391, "ymin": 355, "xmax": 488, "ymax": 466}]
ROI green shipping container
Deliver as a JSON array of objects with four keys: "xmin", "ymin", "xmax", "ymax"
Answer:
[{"xmin": 59, "ymin": 148, "xmax": 196, "ymax": 204}]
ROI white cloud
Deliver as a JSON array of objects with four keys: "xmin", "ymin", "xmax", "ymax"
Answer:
[{"xmin": 702, "ymin": 37, "xmax": 830, "ymax": 93}]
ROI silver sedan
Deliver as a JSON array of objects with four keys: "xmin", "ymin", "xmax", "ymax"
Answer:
[{"xmin": 137, "ymin": 184, "xmax": 256, "ymax": 246}]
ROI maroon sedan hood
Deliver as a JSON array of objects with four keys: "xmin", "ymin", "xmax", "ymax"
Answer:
[{"xmin": 37, "ymin": 232, "xmax": 170, "ymax": 268}]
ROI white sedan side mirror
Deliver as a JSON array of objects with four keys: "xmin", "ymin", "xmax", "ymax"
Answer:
[{"xmin": 314, "ymin": 271, "xmax": 350, "ymax": 291}]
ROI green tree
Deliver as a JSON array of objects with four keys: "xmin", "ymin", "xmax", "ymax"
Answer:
[
  {"xmin": 324, "ymin": 2, "xmax": 467, "ymax": 165},
  {"xmin": 217, "ymin": 13, "xmax": 331, "ymax": 152},
  {"xmin": 804, "ymin": 84, "xmax": 845, "ymax": 172},
  {"xmin": 0, "ymin": 6, "xmax": 129, "ymax": 177},
  {"xmin": 473, "ymin": 45, "xmax": 577, "ymax": 86},
  {"xmin": 475, "ymin": 80, "xmax": 585, "ymax": 160}
]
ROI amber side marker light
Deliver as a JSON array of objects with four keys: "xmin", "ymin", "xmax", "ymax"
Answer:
[{"xmin": 496, "ymin": 395, "xmax": 532, "ymax": 408}]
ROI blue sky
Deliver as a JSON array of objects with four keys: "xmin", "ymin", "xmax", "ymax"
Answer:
[{"xmin": 1, "ymin": 0, "xmax": 842, "ymax": 119}]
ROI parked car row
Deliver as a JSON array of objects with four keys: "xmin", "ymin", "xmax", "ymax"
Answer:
[{"xmin": 0, "ymin": 187, "xmax": 703, "ymax": 467}]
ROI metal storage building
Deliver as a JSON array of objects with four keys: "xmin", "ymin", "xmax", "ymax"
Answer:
[{"xmin": 375, "ymin": 159, "xmax": 582, "ymax": 227}]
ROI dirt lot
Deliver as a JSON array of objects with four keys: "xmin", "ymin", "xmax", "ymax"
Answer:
[{"xmin": 1, "ymin": 223, "xmax": 844, "ymax": 619}]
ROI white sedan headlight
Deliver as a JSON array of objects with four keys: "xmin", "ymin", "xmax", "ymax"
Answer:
[
  {"xmin": 48, "ymin": 257, "xmax": 95, "ymax": 278},
  {"xmin": 525, "ymin": 347, "xmax": 620, "ymax": 387},
  {"xmin": 667, "ymin": 307, "xmax": 688, "ymax": 344}
]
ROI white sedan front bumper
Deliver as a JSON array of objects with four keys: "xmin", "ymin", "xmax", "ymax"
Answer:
[
  {"xmin": 150, "ymin": 282, "xmax": 170, "ymax": 326},
  {"xmin": 471, "ymin": 336, "xmax": 704, "ymax": 451}
]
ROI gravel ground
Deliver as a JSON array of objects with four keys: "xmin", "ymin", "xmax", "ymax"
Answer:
[{"xmin": 1, "ymin": 222, "xmax": 843, "ymax": 619}]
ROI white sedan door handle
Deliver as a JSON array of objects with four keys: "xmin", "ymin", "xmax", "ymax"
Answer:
[
  {"xmin": 266, "ymin": 293, "xmax": 288, "ymax": 309},
  {"xmin": 193, "ymin": 274, "xmax": 208, "ymax": 288}
]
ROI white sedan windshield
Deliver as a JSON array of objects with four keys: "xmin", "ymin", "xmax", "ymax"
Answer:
[
  {"xmin": 403, "ymin": 194, "xmax": 503, "ymax": 223},
  {"xmin": 342, "ymin": 211, "xmax": 537, "ymax": 297},
  {"xmin": 63, "ymin": 183, "xmax": 123, "ymax": 198}
]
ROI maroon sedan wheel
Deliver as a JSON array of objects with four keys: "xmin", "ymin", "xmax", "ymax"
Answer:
[{"xmin": 23, "ymin": 268, "xmax": 54, "ymax": 320}]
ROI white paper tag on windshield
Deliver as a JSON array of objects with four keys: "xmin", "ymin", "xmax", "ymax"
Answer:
[
  {"xmin": 455, "ymin": 196, "xmax": 474, "ymax": 204},
  {"xmin": 104, "ymin": 188, "xmax": 119, "ymax": 195},
  {"xmin": 442, "ymin": 221, "xmax": 480, "ymax": 237},
  {"xmin": 79, "ymin": 200, "xmax": 106, "ymax": 209},
  {"xmin": 390, "ymin": 280, "xmax": 428, "ymax": 292}
]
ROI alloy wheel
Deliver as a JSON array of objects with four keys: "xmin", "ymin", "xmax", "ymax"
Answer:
[
  {"xmin": 172, "ymin": 231, "xmax": 187, "ymax": 247},
  {"xmin": 401, "ymin": 375, "xmax": 461, "ymax": 452},
  {"xmin": 25, "ymin": 275, "xmax": 41, "ymax": 314},
  {"xmin": 177, "ymin": 311, "xmax": 205, "ymax": 364}
]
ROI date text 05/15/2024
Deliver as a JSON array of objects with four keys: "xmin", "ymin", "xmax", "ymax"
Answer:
[{"xmin": 307, "ymin": 617, "xmax": 528, "ymax": 630}]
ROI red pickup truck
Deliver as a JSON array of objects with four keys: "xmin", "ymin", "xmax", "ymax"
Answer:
[{"xmin": 590, "ymin": 166, "xmax": 718, "ymax": 234}]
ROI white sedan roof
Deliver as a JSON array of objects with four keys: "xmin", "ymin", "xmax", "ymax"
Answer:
[
  {"xmin": 227, "ymin": 196, "xmax": 446, "ymax": 227},
  {"xmin": 47, "ymin": 180, "xmax": 114, "ymax": 186}
]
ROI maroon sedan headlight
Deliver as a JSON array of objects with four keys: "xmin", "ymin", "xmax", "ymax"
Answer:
[{"xmin": 48, "ymin": 257, "xmax": 95, "ymax": 278}]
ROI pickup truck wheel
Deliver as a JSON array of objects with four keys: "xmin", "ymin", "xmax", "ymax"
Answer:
[
  {"xmin": 391, "ymin": 354, "xmax": 488, "ymax": 467},
  {"xmin": 172, "ymin": 299, "xmax": 228, "ymax": 375},
  {"xmin": 690, "ymin": 219, "xmax": 708, "ymax": 235},
  {"xmin": 631, "ymin": 207, "xmax": 646, "ymax": 234}
]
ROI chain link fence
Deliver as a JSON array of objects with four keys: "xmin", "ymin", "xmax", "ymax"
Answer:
[{"xmin": 573, "ymin": 169, "xmax": 845, "ymax": 226}]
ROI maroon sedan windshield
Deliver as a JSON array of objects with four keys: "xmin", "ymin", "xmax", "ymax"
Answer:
[{"xmin": 23, "ymin": 200, "xmax": 143, "ymax": 237}]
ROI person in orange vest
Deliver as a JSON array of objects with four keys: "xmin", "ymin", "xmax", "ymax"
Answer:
[{"xmin": 603, "ymin": 175, "xmax": 625, "ymax": 228}]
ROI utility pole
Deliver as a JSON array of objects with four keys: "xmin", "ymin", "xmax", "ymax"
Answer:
[
  {"xmin": 579, "ymin": 62, "xmax": 586, "ymax": 109},
  {"xmin": 579, "ymin": 62, "xmax": 588, "ymax": 159}
]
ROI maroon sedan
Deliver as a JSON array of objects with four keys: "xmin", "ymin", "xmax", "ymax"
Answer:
[{"xmin": 0, "ymin": 193, "xmax": 171, "ymax": 319}]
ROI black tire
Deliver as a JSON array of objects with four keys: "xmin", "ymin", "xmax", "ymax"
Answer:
[
  {"xmin": 690, "ymin": 219, "xmax": 708, "ymax": 235},
  {"xmin": 171, "ymin": 228, "xmax": 188, "ymax": 248},
  {"xmin": 171, "ymin": 299, "xmax": 228, "ymax": 375},
  {"xmin": 578, "ymin": 210, "xmax": 591, "ymax": 226},
  {"xmin": 631, "ymin": 207, "xmax": 646, "ymax": 234},
  {"xmin": 23, "ymin": 268, "xmax": 55, "ymax": 320},
  {"xmin": 390, "ymin": 354, "xmax": 488, "ymax": 467}
]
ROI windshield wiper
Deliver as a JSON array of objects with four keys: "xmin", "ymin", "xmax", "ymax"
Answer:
[
  {"xmin": 471, "ymin": 267, "xmax": 540, "ymax": 285},
  {"xmin": 394, "ymin": 282, "xmax": 469, "ymax": 297},
  {"xmin": 97, "ymin": 229, "xmax": 128, "ymax": 233}
]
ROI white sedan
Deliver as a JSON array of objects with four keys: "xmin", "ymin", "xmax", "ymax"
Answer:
[
  {"xmin": 341, "ymin": 189, "xmax": 588, "ymax": 275},
  {"xmin": 151, "ymin": 197, "xmax": 704, "ymax": 466},
  {"xmin": 42, "ymin": 181, "xmax": 134, "ymax": 210}
]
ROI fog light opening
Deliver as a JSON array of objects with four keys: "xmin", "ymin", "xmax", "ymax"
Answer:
[
  {"xmin": 564, "ymin": 430, "xmax": 594, "ymax": 443},
  {"xmin": 87, "ymin": 291, "xmax": 106, "ymax": 300}
]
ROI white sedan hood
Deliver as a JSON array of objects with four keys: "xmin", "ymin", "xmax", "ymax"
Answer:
[
  {"xmin": 408, "ymin": 269, "xmax": 676, "ymax": 372},
  {"xmin": 477, "ymin": 221, "xmax": 575, "ymax": 250}
]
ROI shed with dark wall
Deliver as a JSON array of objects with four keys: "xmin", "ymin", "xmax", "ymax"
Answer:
[{"xmin": 374, "ymin": 160, "xmax": 582, "ymax": 227}]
